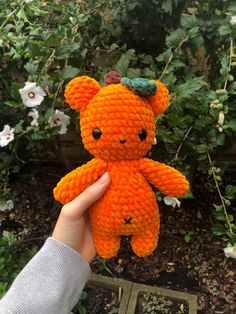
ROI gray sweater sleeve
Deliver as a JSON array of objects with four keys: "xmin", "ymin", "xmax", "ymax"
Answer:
[{"xmin": 0, "ymin": 237, "xmax": 91, "ymax": 314}]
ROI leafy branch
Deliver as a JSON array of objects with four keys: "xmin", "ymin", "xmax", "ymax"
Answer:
[
  {"xmin": 158, "ymin": 36, "xmax": 188, "ymax": 81},
  {"xmin": 170, "ymin": 125, "xmax": 193, "ymax": 164}
]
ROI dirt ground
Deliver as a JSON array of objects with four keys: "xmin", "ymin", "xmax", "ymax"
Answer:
[{"xmin": 0, "ymin": 161, "xmax": 235, "ymax": 313}]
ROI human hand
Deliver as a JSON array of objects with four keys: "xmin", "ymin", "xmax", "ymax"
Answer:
[{"xmin": 52, "ymin": 172, "xmax": 110, "ymax": 263}]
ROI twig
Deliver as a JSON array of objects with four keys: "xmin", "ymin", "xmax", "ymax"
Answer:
[
  {"xmin": 170, "ymin": 125, "xmax": 193, "ymax": 164},
  {"xmin": 207, "ymin": 152, "xmax": 233, "ymax": 234},
  {"xmin": 159, "ymin": 37, "xmax": 188, "ymax": 81},
  {"xmin": 37, "ymin": 49, "xmax": 56, "ymax": 79},
  {"xmin": 0, "ymin": 9, "xmax": 17, "ymax": 30}
]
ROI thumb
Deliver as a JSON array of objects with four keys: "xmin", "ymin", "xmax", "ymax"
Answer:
[{"xmin": 61, "ymin": 172, "xmax": 110, "ymax": 220}]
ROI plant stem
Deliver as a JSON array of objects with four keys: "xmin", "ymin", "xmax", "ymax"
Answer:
[
  {"xmin": 224, "ymin": 39, "xmax": 234, "ymax": 90},
  {"xmin": 51, "ymin": 57, "xmax": 69, "ymax": 108},
  {"xmin": 207, "ymin": 152, "xmax": 233, "ymax": 234},
  {"xmin": 38, "ymin": 49, "xmax": 56, "ymax": 79},
  {"xmin": 159, "ymin": 37, "xmax": 188, "ymax": 81},
  {"xmin": 170, "ymin": 125, "xmax": 193, "ymax": 163},
  {"xmin": 0, "ymin": 9, "xmax": 17, "ymax": 29}
]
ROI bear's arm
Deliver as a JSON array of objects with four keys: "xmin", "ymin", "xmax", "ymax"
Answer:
[
  {"xmin": 138, "ymin": 158, "xmax": 189, "ymax": 197},
  {"xmin": 53, "ymin": 158, "xmax": 107, "ymax": 205}
]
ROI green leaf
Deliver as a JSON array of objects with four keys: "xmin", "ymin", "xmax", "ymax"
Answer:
[
  {"xmin": 61, "ymin": 66, "xmax": 80, "ymax": 80},
  {"xmin": 141, "ymin": 54, "xmax": 154, "ymax": 65},
  {"xmin": 228, "ymin": 3, "xmax": 236, "ymax": 15},
  {"xmin": 24, "ymin": 63, "xmax": 38, "ymax": 75},
  {"xmin": 142, "ymin": 68, "xmax": 156, "ymax": 78},
  {"xmin": 216, "ymin": 133, "xmax": 225, "ymax": 146},
  {"xmin": 166, "ymin": 29, "xmax": 186, "ymax": 48},
  {"xmin": 27, "ymin": 43, "xmax": 41, "ymax": 57},
  {"xmin": 191, "ymin": 35, "xmax": 204, "ymax": 48},
  {"xmin": 226, "ymin": 119, "xmax": 236, "ymax": 132},
  {"xmin": 166, "ymin": 113, "xmax": 182, "ymax": 127},
  {"xmin": 175, "ymin": 77, "xmax": 206, "ymax": 100},
  {"xmin": 161, "ymin": 0, "xmax": 173, "ymax": 14},
  {"xmin": 156, "ymin": 126, "xmax": 173, "ymax": 143},
  {"xmin": 197, "ymin": 210, "xmax": 202, "ymax": 219},
  {"xmin": 55, "ymin": 44, "xmax": 70, "ymax": 59},
  {"xmin": 127, "ymin": 68, "xmax": 141, "ymax": 78},
  {"xmin": 184, "ymin": 234, "xmax": 191, "ymax": 243},
  {"xmin": 14, "ymin": 121, "xmax": 24, "ymax": 134},
  {"xmin": 188, "ymin": 27, "xmax": 200, "ymax": 39},
  {"xmin": 114, "ymin": 54, "xmax": 130, "ymax": 76},
  {"xmin": 181, "ymin": 15, "xmax": 200, "ymax": 29},
  {"xmin": 218, "ymin": 25, "xmax": 231, "ymax": 36},
  {"xmin": 44, "ymin": 108, "xmax": 54, "ymax": 120},
  {"xmin": 212, "ymin": 224, "xmax": 225, "ymax": 236},
  {"xmin": 220, "ymin": 55, "xmax": 230, "ymax": 77},
  {"xmin": 196, "ymin": 144, "xmax": 208, "ymax": 154},
  {"xmin": 4, "ymin": 101, "xmax": 22, "ymax": 108},
  {"xmin": 225, "ymin": 185, "xmax": 236, "ymax": 200},
  {"xmin": 213, "ymin": 211, "xmax": 226, "ymax": 222},
  {"xmin": 16, "ymin": 8, "xmax": 31, "ymax": 24},
  {"xmin": 156, "ymin": 49, "xmax": 172, "ymax": 63},
  {"xmin": 179, "ymin": 229, "xmax": 186, "ymax": 235}
]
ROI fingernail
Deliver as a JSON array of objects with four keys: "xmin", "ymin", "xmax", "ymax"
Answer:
[{"xmin": 96, "ymin": 172, "xmax": 109, "ymax": 185}]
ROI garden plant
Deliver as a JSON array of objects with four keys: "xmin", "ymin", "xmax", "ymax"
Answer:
[{"xmin": 0, "ymin": 0, "xmax": 236, "ymax": 312}]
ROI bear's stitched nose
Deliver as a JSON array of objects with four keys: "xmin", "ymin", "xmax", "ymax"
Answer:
[{"xmin": 119, "ymin": 139, "xmax": 126, "ymax": 144}]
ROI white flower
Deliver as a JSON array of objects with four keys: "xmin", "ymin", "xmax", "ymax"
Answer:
[
  {"xmin": 0, "ymin": 200, "xmax": 14, "ymax": 212},
  {"xmin": 164, "ymin": 196, "xmax": 181, "ymax": 208},
  {"xmin": 19, "ymin": 82, "xmax": 46, "ymax": 107},
  {"xmin": 0, "ymin": 125, "xmax": 14, "ymax": 147},
  {"xmin": 28, "ymin": 108, "xmax": 39, "ymax": 127},
  {"xmin": 218, "ymin": 111, "xmax": 225, "ymax": 126},
  {"xmin": 230, "ymin": 16, "xmax": 236, "ymax": 26},
  {"xmin": 223, "ymin": 246, "xmax": 236, "ymax": 259},
  {"xmin": 48, "ymin": 109, "xmax": 70, "ymax": 134}
]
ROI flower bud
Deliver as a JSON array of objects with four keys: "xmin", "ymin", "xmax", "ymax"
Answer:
[
  {"xmin": 218, "ymin": 111, "xmax": 225, "ymax": 126},
  {"xmin": 216, "ymin": 89, "xmax": 227, "ymax": 95}
]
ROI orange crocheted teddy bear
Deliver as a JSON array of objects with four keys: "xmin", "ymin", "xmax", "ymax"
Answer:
[{"xmin": 54, "ymin": 72, "xmax": 189, "ymax": 258}]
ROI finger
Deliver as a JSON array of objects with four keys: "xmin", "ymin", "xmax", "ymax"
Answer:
[{"xmin": 62, "ymin": 172, "xmax": 110, "ymax": 220}]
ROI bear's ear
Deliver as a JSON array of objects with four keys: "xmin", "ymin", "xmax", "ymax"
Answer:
[
  {"xmin": 64, "ymin": 76, "xmax": 101, "ymax": 111},
  {"xmin": 148, "ymin": 80, "xmax": 170, "ymax": 115}
]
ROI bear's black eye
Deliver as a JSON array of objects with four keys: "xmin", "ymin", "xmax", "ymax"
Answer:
[
  {"xmin": 92, "ymin": 128, "xmax": 102, "ymax": 140},
  {"xmin": 138, "ymin": 129, "xmax": 147, "ymax": 141}
]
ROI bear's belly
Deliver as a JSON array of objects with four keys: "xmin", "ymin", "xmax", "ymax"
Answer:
[{"xmin": 89, "ymin": 164, "xmax": 159, "ymax": 236}]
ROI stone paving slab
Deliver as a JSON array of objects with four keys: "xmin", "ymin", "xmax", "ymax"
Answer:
[
  {"xmin": 88, "ymin": 273, "xmax": 132, "ymax": 314},
  {"xmin": 127, "ymin": 282, "xmax": 197, "ymax": 314},
  {"xmin": 88, "ymin": 273, "xmax": 198, "ymax": 314}
]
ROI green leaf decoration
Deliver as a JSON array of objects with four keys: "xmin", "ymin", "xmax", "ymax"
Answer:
[{"xmin": 121, "ymin": 77, "xmax": 157, "ymax": 96}]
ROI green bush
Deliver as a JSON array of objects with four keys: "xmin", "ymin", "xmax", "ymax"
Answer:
[
  {"xmin": 0, "ymin": 232, "xmax": 36, "ymax": 297},
  {"xmin": 0, "ymin": 0, "xmax": 236, "ymax": 244}
]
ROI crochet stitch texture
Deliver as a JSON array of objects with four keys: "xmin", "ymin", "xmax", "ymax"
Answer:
[{"xmin": 54, "ymin": 75, "xmax": 189, "ymax": 258}]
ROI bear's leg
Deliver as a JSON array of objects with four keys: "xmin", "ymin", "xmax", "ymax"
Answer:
[
  {"xmin": 93, "ymin": 233, "xmax": 121, "ymax": 258},
  {"xmin": 131, "ymin": 229, "xmax": 159, "ymax": 257}
]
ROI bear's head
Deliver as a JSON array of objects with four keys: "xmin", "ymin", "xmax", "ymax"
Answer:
[{"xmin": 64, "ymin": 72, "xmax": 169, "ymax": 161}]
